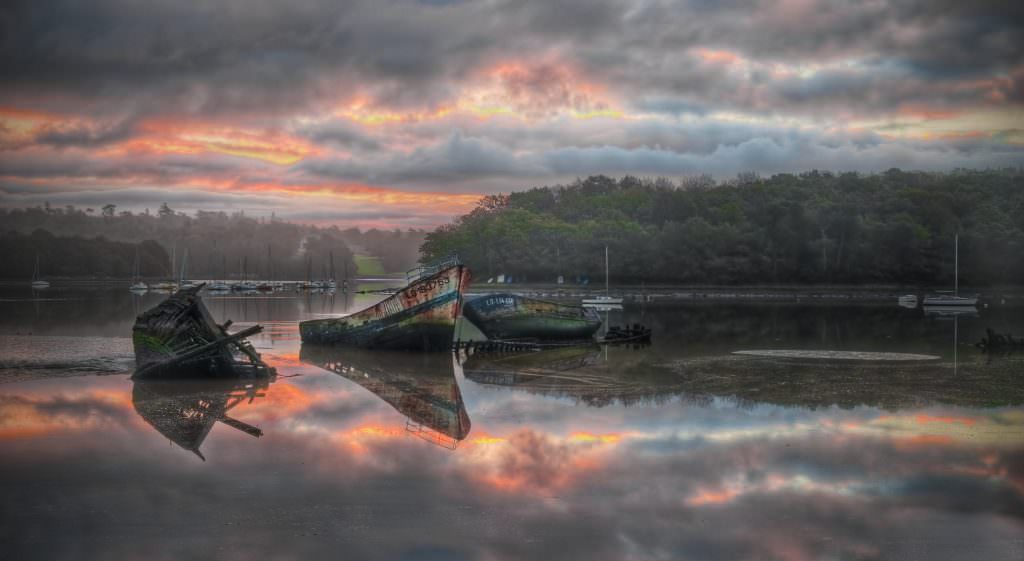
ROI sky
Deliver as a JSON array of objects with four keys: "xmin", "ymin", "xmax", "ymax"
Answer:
[{"xmin": 1, "ymin": 0, "xmax": 1022, "ymax": 228}]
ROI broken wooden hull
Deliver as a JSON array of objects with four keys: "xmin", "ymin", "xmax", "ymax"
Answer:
[
  {"xmin": 132, "ymin": 285, "xmax": 269, "ymax": 378},
  {"xmin": 301, "ymin": 345, "xmax": 470, "ymax": 446},
  {"xmin": 299, "ymin": 264, "xmax": 471, "ymax": 351},
  {"xmin": 463, "ymin": 293, "xmax": 602, "ymax": 341}
]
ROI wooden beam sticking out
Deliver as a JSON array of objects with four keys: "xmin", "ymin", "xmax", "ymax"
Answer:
[{"xmin": 134, "ymin": 325, "xmax": 264, "ymax": 379}]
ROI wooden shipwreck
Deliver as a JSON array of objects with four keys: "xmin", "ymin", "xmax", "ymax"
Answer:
[
  {"xmin": 462, "ymin": 293, "xmax": 602, "ymax": 341},
  {"xmin": 300, "ymin": 255, "xmax": 471, "ymax": 351},
  {"xmin": 132, "ymin": 284, "xmax": 273, "ymax": 379}
]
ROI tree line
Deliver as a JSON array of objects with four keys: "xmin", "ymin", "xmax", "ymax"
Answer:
[
  {"xmin": 0, "ymin": 204, "xmax": 422, "ymax": 280},
  {"xmin": 421, "ymin": 169, "xmax": 1024, "ymax": 286}
]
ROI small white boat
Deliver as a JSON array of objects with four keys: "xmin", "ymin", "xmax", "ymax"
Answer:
[
  {"xmin": 206, "ymin": 281, "xmax": 231, "ymax": 292},
  {"xmin": 582, "ymin": 295, "xmax": 624, "ymax": 306},
  {"xmin": 30, "ymin": 254, "xmax": 50, "ymax": 289},
  {"xmin": 130, "ymin": 282, "xmax": 149, "ymax": 292},
  {"xmin": 897, "ymin": 294, "xmax": 918, "ymax": 309},
  {"xmin": 922, "ymin": 294, "xmax": 978, "ymax": 306}
]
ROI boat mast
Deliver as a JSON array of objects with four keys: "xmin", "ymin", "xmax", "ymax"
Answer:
[
  {"xmin": 33, "ymin": 253, "xmax": 40, "ymax": 281},
  {"xmin": 954, "ymin": 233, "xmax": 959, "ymax": 297},
  {"xmin": 604, "ymin": 245, "xmax": 609, "ymax": 296},
  {"xmin": 179, "ymin": 248, "xmax": 188, "ymax": 284}
]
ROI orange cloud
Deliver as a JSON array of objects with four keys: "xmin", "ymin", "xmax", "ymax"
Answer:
[
  {"xmin": 0, "ymin": 390, "xmax": 131, "ymax": 440},
  {"xmin": 686, "ymin": 488, "xmax": 741, "ymax": 506},
  {"xmin": 107, "ymin": 120, "xmax": 317, "ymax": 165},
  {"xmin": 693, "ymin": 48, "xmax": 743, "ymax": 66}
]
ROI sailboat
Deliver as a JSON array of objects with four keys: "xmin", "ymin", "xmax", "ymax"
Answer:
[
  {"xmin": 130, "ymin": 246, "xmax": 149, "ymax": 292},
  {"xmin": 176, "ymin": 248, "xmax": 199, "ymax": 289},
  {"xmin": 30, "ymin": 253, "xmax": 50, "ymax": 289},
  {"xmin": 582, "ymin": 245, "xmax": 623, "ymax": 306},
  {"xmin": 206, "ymin": 254, "xmax": 230, "ymax": 292},
  {"xmin": 151, "ymin": 246, "xmax": 178, "ymax": 291},
  {"xmin": 923, "ymin": 234, "xmax": 978, "ymax": 307}
]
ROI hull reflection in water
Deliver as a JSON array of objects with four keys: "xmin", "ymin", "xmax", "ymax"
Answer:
[
  {"xmin": 461, "ymin": 346, "xmax": 684, "ymax": 406},
  {"xmin": 300, "ymin": 345, "xmax": 471, "ymax": 448},
  {"xmin": 132, "ymin": 377, "xmax": 273, "ymax": 460}
]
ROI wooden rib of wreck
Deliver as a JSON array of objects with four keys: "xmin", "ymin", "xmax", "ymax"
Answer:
[
  {"xmin": 132, "ymin": 284, "xmax": 273, "ymax": 378},
  {"xmin": 299, "ymin": 255, "xmax": 471, "ymax": 351},
  {"xmin": 301, "ymin": 345, "xmax": 470, "ymax": 448},
  {"xmin": 462, "ymin": 293, "xmax": 602, "ymax": 341}
]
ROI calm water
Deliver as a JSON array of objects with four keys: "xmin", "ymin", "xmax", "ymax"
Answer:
[{"xmin": 1, "ymin": 286, "xmax": 1022, "ymax": 561}]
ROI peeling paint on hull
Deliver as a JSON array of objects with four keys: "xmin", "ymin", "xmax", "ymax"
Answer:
[
  {"xmin": 299, "ymin": 265, "xmax": 470, "ymax": 351},
  {"xmin": 463, "ymin": 293, "xmax": 602, "ymax": 340}
]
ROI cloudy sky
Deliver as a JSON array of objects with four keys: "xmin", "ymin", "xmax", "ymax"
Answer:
[{"xmin": 1, "ymin": 0, "xmax": 1022, "ymax": 228}]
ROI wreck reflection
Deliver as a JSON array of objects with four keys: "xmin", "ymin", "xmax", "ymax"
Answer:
[
  {"xmin": 300, "ymin": 345, "xmax": 471, "ymax": 448},
  {"xmin": 131, "ymin": 376, "xmax": 274, "ymax": 460}
]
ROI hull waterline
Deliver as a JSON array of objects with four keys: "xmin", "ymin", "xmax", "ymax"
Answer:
[
  {"xmin": 463, "ymin": 293, "xmax": 602, "ymax": 341},
  {"xmin": 299, "ymin": 263, "xmax": 470, "ymax": 351}
]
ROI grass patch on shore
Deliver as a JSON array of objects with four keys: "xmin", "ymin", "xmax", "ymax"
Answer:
[{"xmin": 354, "ymin": 255, "xmax": 386, "ymax": 276}]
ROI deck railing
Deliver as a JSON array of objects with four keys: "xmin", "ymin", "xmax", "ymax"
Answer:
[{"xmin": 406, "ymin": 253, "xmax": 461, "ymax": 283}]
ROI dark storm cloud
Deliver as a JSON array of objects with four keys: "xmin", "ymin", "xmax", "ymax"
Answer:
[
  {"xmin": 295, "ymin": 131, "xmax": 542, "ymax": 187},
  {"xmin": 296, "ymin": 121, "xmax": 1024, "ymax": 186},
  {"xmin": 1, "ymin": 151, "xmax": 238, "ymax": 178},
  {"xmin": 2, "ymin": 0, "xmax": 1019, "ymax": 119},
  {"xmin": 295, "ymin": 120, "xmax": 382, "ymax": 152}
]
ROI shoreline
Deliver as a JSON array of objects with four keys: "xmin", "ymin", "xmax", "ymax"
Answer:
[
  {"xmin": 3, "ymin": 278, "xmax": 1022, "ymax": 304},
  {"xmin": 464, "ymin": 283, "xmax": 1024, "ymax": 304}
]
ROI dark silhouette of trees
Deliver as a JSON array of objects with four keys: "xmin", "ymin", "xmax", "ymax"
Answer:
[{"xmin": 422, "ymin": 169, "xmax": 1024, "ymax": 286}]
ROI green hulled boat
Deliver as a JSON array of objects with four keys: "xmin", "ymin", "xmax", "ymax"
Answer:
[
  {"xmin": 463, "ymin": 293, "xmax": 602, "ymax": 341},
  {"xmin": 299, "ymin": 256, "xmax": 471, "ymax": 351}
]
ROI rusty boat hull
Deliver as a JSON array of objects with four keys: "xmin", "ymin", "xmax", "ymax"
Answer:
[
  {"xmin": 463, "ymin": 293, "xmax": 602, "ymax": 341},
  {"xmin": 299, "ymin": 263, "xmax": 471, "ymax": 351}
]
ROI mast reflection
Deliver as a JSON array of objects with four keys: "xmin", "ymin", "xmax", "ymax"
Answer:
[
  {"xmin": 131, "ymin": 377, "xmax": 273, "ymax": 460},
  {"xmin": 300, "ymin": 346, "xmax": 471, "ymax": 448}
]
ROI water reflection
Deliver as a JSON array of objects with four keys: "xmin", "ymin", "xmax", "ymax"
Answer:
[
  {"xmin": 301, "ymin": 345, "xmax": 471, "ymax": 448},
  {"xmin": 131, "ymin": 377, "xmax": 274, "ymax": 460},
  {"xmin": 462, "ymin": 345, "xmax": 691, "ymax": 407},
  {"xmin": 2, "ymin": 288, "xmax": 1024, "ymax": 560}
]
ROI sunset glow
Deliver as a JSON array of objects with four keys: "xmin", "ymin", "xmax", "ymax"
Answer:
[{"xmin": 2, "ymin": 0, "xmax": 1017, "ymax": 227}]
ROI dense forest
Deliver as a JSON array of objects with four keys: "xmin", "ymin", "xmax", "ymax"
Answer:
[
  {"xmin": 0, "ymin": 203, "xmax": 424, "ymax": 280},
  {"xmin": 421, "ymin": 169, "xmax": 1024, "ymax": 287}
]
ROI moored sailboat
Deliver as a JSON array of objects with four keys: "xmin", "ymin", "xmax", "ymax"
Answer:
[
  {"xmin": 299, "ymin": 255, "xmax": 470, "ymax": 351},
  {"xmin": 30, "ymin": 253, "xmax": 50, "ymax": 289},
  {"xmin": 582, "ymin": 245, "xmax": 623, "ymax": 306},
  {"xmin": 130, "ymin": 246, "xmax": 148, "ymax": 292},
  {"xmin": 923, "ymin": 234, "xmax": 977, "ymax": 307}
]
